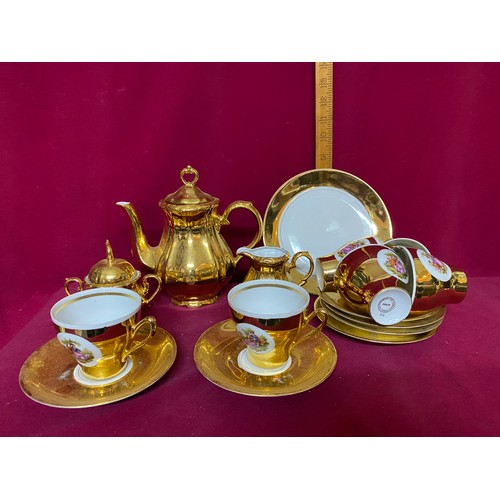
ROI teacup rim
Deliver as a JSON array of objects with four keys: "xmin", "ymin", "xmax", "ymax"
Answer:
[
  {"xmin": 50, "ymin": 287, "xmax": 142, "ymax": 330},
  {"xmin": 228, "ymin": 279, "xmax": 309, "ymax": 319}
]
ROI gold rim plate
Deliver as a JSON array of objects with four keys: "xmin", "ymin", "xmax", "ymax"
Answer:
[
  {"xmin": 19, "ymin": 327, "xmax": 177, "ymax": 408},
  {"xmin": 315, "ymin": 299, "xmax": 438, "ymax": 344},
  {"xmin": 263, "ymin": 169, "xmax": 393, "ymax": 293},
  {"xmin": 193, "ymin": 319, "xmax": 337, "ymax": 397}
]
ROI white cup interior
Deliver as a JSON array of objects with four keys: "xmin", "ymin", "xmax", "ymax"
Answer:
[
  {"xmin": 51, "ymin": 288, "xmax": 142, "ymax": 330},
  {"xmin": 369, "ymin": 287, "xmax": 412, "ymax": 326},
  {"xmin": 228, "ymin": 280, "xmax": 309, "ymax": 319}
]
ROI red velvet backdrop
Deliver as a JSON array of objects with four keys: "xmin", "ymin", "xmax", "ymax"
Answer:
[{"xmin": 1, "ymin": 62, "xmax": 498, "ymax": 349}]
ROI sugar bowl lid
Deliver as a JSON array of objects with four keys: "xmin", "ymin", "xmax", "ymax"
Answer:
[
  {"xmin": 159, "ymin": 165, "xmax": 218, "ymax": 214},
  {"xmin": 85, "ymin": 240, "xmax": 139, "ymax": 286}
]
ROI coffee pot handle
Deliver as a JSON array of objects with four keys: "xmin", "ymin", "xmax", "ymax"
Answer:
[
  {"xmin": 286, "ymin": 251, "xmax": 314, "ymax": 287},
  {"xmin": 219, "ymin": 201, "xmax": 263, "ymax": 265}
]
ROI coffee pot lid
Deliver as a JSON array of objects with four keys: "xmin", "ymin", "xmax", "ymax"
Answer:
[
  {"xmin": 86, "ymin": 240, "xmax": 138, "ymax": 286},
  {"xmin": 159, "ymin": 165, "xmax": 217, "ymax": 213}
]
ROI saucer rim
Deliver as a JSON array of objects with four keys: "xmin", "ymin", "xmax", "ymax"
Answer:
[
  {"xmin": 316, "ymin": 299, "xmax": 439, "ymax": 344},
  {"xmin": 19, "ymin": 327, "xmax": 177, "ymax": 409},
  {"xmin": 193, "ymin": 319, "xmax": 338, "ymax": 397}
]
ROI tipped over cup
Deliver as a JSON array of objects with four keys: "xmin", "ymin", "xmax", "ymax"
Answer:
[{"xmin": 317, "ymin": 244, "xmax": 413, "ymax": 325}]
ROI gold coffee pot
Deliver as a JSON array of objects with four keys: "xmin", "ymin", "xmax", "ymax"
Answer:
[
  {"xmin": 117, "ymin": 165, "xmax": 263, "ymax": 307},
  {"xmin": 64, "ymin": 240, "xmax": 162, "ymax": 305}
]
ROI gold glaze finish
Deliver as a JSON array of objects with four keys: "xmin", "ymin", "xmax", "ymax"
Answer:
[
  {"xmin": 193, "ymin": 319, "xmax": 337, "ymax": 397},
  {"xmin": 19, "ymin": 327, "xmax": 176, "ymax": 408},
  {"xmin": 237, "ymin": 246, "xmax": 314, "ymax": 287},
  {"xmin": 332, "ymin": 246, "xmax": 410, "ymax": 316},
  {"xmin": 64, "ymin": 240, "xmax": 161, "ymax": 305},
  {"xmin": 57, "ymin": 315, "xmax": 156, "ymax": 381},
  {"xmin": 117, "ymin": 165, "xmax": 263, "ymax": 307},
  {"xmin": 392, "ymin": 245, "xmax": 467, "ymax": 311},
  {"xmin": 263, "ymin": 169, "xmax": 392, "ymax": 293},
  {"xmin": 315, "ymin": 299, "xmax": 438, "ymax": 344}
]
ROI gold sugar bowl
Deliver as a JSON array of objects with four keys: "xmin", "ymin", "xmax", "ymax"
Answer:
[{"xmin": 64, "ymin": 240, "xmax": 162, "ymax": 305}]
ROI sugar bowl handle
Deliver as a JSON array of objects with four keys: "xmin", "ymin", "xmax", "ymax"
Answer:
[
  {"xmin": 136, "ymin": 273, "xmax": 162, "ymax": 305},
  {"xmin": 64, "ymin": 277, "xmax": 85, "ymax": 296}
]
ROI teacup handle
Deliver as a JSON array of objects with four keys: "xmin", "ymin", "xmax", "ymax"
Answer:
[
  {"xmin": 64, "ymin": 277, "xmax": 85, "ymax": 296},
  {"xmin": 292, "ymin": 307, "xmax": 328, "ymax": 348},
  {"xmin": 136, "ymin": 273, "xmax": 162, "ymax": 305},
  {"xmin": 121, "ymin": 316, "xmax": 157, "ymax": 362},
  {"xmin": 218, "ymin": 201, "xmax": 264, "ymax": 265},
  {"xmin": 286, "ymin": 251, "xmax": 314, "ymax": 287}
]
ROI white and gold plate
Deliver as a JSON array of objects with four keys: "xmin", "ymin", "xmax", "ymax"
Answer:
[
  {"xmin": 19, "ymin": 327, "xmax": 176, "ymax": 408},
  {"xmin": 263, "ymin": 169, "xmax": 392, "ymax": 292},
  {"xmin": 193, "ymin": 319, "xmax": 337, "ymax": 397}
]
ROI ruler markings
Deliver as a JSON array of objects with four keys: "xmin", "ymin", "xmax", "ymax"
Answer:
[{"xmin": 315, "ymin": 62, "xmax": 333, "ymax": 169}]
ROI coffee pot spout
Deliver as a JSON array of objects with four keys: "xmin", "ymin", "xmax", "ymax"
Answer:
[{"xmin": 116, "ymin": 201, "xmax": 159, "ymax": 271}]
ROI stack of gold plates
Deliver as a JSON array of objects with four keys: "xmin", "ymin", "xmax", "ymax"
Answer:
[{"xmin": 315, "ymin": 290, "xmax": 446, "ymax": 344}]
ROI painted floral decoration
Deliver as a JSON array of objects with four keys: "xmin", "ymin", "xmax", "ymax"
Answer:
[
  {"xmin": 59, "ymin": 338, "xmax": 95, "ymax": 363},
  {"xmin": 422, "ymin": 251, "xmax": 448, "ymax": 274},
  {"xmin": 337, "ymin": 239, "xmax": 367, "ymax": 259},
  {"xmin": 382, "ymin": 251, "xmax": 408, "ymax": 282},
  {"xmin": 238, "ymin": 326, "xmax": 270, "ymax": 351}
]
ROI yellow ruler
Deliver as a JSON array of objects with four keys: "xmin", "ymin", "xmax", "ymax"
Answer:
[{"xmin": 315, "ymin": 62, "xmax": 333, "ymax": 169}]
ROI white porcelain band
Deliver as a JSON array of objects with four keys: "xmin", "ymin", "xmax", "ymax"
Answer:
[
  {"xmin": 228, "ymin": 279, "xmax": 309, "ymax": 319},
  {"xmin": 50, "ymin": 287, "xmax": 142, "ymax": 330}
]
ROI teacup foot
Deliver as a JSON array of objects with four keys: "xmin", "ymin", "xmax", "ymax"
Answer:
[
  {"xmin": 237, "ymin": 349, "xmax": 292, "ymax": 376},
  {"xmin": 73, "ymin": 356, "xmax": 134, "ymax": 387}
]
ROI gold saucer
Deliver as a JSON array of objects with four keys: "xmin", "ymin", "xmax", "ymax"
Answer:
[
  {"xmin": 19, "ymin": 327, "xmax": 177, "ymax": 408},
  {"xmin": 193, "ymin": 319, "xmax": 337, "ymax": 397},
  {"xmin": 319, "ymin": 298, "xmax": 445, "ymax": 333},
  {"xmin": 315, "ymin": 299, "xmax": 438, "ymax": 344},
  {"xmin": 319, "ymin": 290, "xmax": 445, "ymax": 324}
]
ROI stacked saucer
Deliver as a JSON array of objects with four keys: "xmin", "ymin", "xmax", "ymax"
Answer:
[{"xmin": 315, "ymin": 290, "xmax": 446, "ymax": 344}]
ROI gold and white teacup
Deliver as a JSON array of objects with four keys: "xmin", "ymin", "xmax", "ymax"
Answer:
[
  {"xmin": 228, "ymin": 279, "xmax": 327, "ymax": 375},
  {"xmin": 51, "ymin": 288, "xmax": 156, "ymax": 386},
  {"xmin": 316, "ymin": 236, "xmax": 382, "ymax": 291},
  {"xmin": 392, "ymin": 245, "xmax": 467, "ymax": 312}
]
